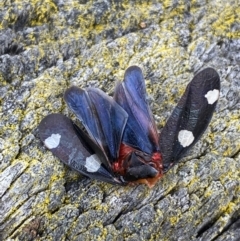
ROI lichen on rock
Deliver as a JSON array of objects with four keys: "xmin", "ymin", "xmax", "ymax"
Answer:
[{"xmin": 0, "ymin": 1, "xmax": 239, "ymax": 240}]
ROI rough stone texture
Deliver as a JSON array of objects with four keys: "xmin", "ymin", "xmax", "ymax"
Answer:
[{"xmin": 0, "ymin": 1, "xmax": 239, "ymax": 241}]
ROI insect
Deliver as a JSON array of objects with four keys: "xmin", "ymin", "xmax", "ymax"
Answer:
[{"xmin": 38, "ymin": 66, "xmax": 220, "ymax": 187}]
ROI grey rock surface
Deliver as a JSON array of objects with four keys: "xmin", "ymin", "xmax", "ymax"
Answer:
[{"xmin": 0, "ymin": 1, "xmax": 239, "ymax": 241}]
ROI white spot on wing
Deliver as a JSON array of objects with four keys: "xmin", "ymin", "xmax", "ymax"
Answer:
[
  {"xmin": 204, "ymin": 89, "xmax": 219, "ymax": 104},
  {"xmin": 85, "ymin": 154, "xmax": 101, "ymax": 172},
  {"xmin": 178, "ymin": 130, "xmax": 194, "ymax": 147},
  {"xmin": 44, "ymin": 134, "xmax": 61, "ymax": 149}
]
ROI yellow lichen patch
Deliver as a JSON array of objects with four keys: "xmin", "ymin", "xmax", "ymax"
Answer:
[
  {"xmin": 169, "ymin": 215, "xmax": 179, "ymax": 225},
  {"xmin": 0, "ymin": 0, "xmax": 57, "ymax": 30},
  {"xmin": 162, "ymin": 0, "xmax": 174, "ymax": 9},
  {"xmin": 211, "ymin": 5, "xmax": 240, "ymax": 38},
  {"xmin": 30, "ymin": 0, "xmax": 57, "ymax": 26},
  {"xmin": 77, "ymin": 13, "xmax": 95, "ymax": 32},
  {"xmin": 50, "ymin": 171, "xmax": 65, "ymax": 183},
  {"xmin": 225, "ymin": 202, "xmax": 238, "ymax": 215},
  {"xmin": 30, "ymin": 73, "xmax": 66, "ymax": 108}
]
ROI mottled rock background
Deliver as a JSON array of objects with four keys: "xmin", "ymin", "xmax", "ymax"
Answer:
[{"xmin": 0, "ymin": 1, "xmax": 239, "ymax": 241}]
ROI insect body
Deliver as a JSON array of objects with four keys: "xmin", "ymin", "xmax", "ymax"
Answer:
[{"xmin": 38, "ymin": 66, "xmax": 220, "ymax": 187}]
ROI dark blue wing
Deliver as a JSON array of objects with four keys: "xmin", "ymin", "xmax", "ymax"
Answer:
[
  {"xmin": 38, "ymin": 113, "xmax": 123, "ymax": 185},
  {"xmin": 64, "ymin": 86, "xmax": 128, "ymax": 162},
  {"xmin": 159, "ymin": 68, "xmax": 220, "ymax": 171},
  {"xmin": 114, "ymin": 66, "xmax": 159, "ymax": 154}
]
